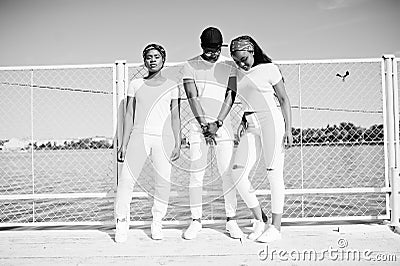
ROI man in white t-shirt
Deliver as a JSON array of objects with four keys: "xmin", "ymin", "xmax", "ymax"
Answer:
[{"xmin": 182, "ymin": 27, "xmax": 243, "ymax": 240}]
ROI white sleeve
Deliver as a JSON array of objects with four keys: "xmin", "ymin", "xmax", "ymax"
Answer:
[
  {"xmin": 228, "ymin": 61, "xmax": 238, "ymax": 77},
  {"xmin": 170, "ymin": 83, "xmax": 180, "ymax": 100},
  {"xmin": 269, "ymin": 64, "xmax": 282, "ymax": 86},
  {"xmin": 127, "ymin": 79, "xmax": 138, "ymax": 97},
  {"xmin": 182, "ymin": 62, "xmax": 194, "ymax": 80}
]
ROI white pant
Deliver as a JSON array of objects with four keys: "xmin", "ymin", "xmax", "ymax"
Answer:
[
  {"xmin": 188, "ymin": 130, "xmax": 237, "ymax": 219},
  {"xmin": 115, "ymin": 132, "xmax": 174, "ymax": 222},
  {"xmin": 232, "ymin": 112, "xmax": 285, "ymax": 214}
]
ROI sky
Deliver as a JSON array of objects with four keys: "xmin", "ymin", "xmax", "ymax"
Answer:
[
  {"xmin": 0, "ymin": 0, "xmax": 399, "ymax": 66},
  {"xmin": 0, "ymin": 0, "xmax": 399, "ymax": 141}
]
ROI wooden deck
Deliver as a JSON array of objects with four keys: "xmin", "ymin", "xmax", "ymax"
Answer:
[{"xmin": 0, "ymin": 221, "xmax": 399, "ymax": 265}]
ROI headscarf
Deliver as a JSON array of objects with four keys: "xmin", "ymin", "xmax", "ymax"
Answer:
[
  {"xmin": 230, "ymin": 39, "xmax": 254, "ymax": 53},
  {"xmin": 142, "ymin": 43, "xmax": 166, "ymax": 61}
]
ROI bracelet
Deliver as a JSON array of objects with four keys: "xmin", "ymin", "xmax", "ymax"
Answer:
[
  {"xmin": 215, "ymin": 119, "xmax": 223, "ymax": 128},
  {"xmin": 200, "ymin": 122, "xmax": 209, "ymax": 132}
]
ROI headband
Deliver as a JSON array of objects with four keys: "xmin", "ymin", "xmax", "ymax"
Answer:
[
  {"xmin": 142, "ymin": 44, "xmax": 166, "ymax": 61},
  {"xmin": 230, "ymin": 39, "xmax": 254, "ymax": 53}
]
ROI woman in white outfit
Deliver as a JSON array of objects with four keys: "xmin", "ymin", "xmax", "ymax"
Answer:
[
  {"xmin": 229, "ymin": 35, "xmax": 293, "ymax": 243},
  {"xmin": 115, "ymin": 44, "xmax": 181, "ymax": 242}
]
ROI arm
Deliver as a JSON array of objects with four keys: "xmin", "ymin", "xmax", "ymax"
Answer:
[
  {"xmin": 117, "ymin": 96, "xmax": 136, "ymax": 162},
  {"xmin": 183, "ymin": 78, "xmax": 207, "ymax": 126},
  {"xmin": 183, "ymin": 78, "xmax": 215, "ymax": 145},
  {"xmin": 217, "ymin": 76, "xmax": 237, "ymax": 122},
  {"xmin": 273, "ymin": 80, "xmax": 293, "ymax": 148},
  {"xmin": 170, "ymin": 98, "xmax": 181, "ymax": 161},
  {"xmin": 208, "ymin": 76, "xmax": 237, "ymax": 135},
  {"xmin": 237, "ymin": 113, "xmax": 248, "ymax": 140}
]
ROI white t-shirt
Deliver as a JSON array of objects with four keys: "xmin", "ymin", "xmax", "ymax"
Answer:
[
  {"xmin": 127, "ymin": 77, "xmax": 179, "ymax": 135},
  {"xmin": 236, "ymin": 63, "xmax": 282, "ymax": 112},
  {"xmin": 182, "ymin": 55, "xmax": 236, "ymax": 137}
]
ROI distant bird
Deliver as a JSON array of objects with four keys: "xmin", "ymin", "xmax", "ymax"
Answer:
[{"xmin": 336, "ymin": 71, "xmax": 349, "ymax": 82}]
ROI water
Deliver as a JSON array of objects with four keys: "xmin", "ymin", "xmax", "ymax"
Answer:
[{"xmin": 0, "ymin": 145, "xmax": 386, "ymax": 223}]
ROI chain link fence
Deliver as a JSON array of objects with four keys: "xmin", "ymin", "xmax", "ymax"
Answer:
[
  {"xmin": 0, "ymin": 58, "xmax": 390, "ymax": 226},
  {"xmin": 0, "ymin": 65, "xmax": 115, "ymax": 224},
  {"xmin": 125, "ymin": 59, "xmax": 387, "ymax": 223}
]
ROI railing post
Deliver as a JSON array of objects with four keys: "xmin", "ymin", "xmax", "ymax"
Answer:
[
  {"xmin": 115, "ymin": 60, "xmax": 127, "ymax": 187},
  {"xmin": 30, "ymin": 69, "xmax": 35, "ymax": 223},
  {"xmin": 383, "ymin": 54, "xmax": 400, "ymax": 227},
  {"xmin": 391, "ymin": 56, "xmax": 400, "ymax": 227}
]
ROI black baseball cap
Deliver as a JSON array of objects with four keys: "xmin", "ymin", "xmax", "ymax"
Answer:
[{"xmin": 200, "ymin": 27, "xmax": 228, "ymax": 49}]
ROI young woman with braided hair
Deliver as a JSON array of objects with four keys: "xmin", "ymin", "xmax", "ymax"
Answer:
[
  {"xmin": 230, "ymin": 35, "xmax": 293, "ymax": 242},
  {"xmin": 114, "ymin": 44, "xmax": 181, "ymax": 242}
]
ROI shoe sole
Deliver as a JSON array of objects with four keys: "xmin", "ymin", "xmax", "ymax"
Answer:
[
  {"xmin": 226, "ymin": 229, "xmax": 243, "ymax": 239},
  {"xmin": 183, "ymin": 234, "xmax": 198, "ymax": 240},
  {"xmin": 183, "ymin": 230, "xmax": 201, "ymax": 240},
  {"xmin": 115, "ymin": 237, "xmax": 127, "ymax": 243},
  {"xmin": 183, "ymin": 226, "xmax": 202, "ymax": 240},
  {"xmin": 115, "ymin": 231, "xmax": 128, "ymax": 243},
  {"xmin": 248, "ymin": 233, "xmax": 263, "ymax": 241},
  {"xmin": 257, "ymin": 236, "xmax": 282, "ymax": 243}
]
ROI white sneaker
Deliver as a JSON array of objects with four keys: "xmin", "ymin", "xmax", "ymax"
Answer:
[
  {"xmin": 248, "ymin": 220, "xmax": 265, "ymax": 240},
  {"xmin": 115, "ymin": 218, "xmax": 128, "ymax": 243},
  {"xmin": 151, "ymin": 221, "xmax": 163, "ymax": 240},
  {"xmin": 257, "ymin": 225, "xmax": 282, "ymax": 243},
  {"xmin": 226, "ymin": 220, "xmax": 244, "ymax": 239},
  {"xmin": 183, "ymin": 220, "xmax": 202, "ymax": 240}
]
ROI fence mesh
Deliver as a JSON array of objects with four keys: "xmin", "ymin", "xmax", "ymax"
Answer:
[
  {"xmin": 124, "ymin": 60, "xmax": 386, "ymax": 222},
  {"xmin": 0, "ymin": 66, "xmax": 115, "ymax": 223},
  {"xmin": 0, "ymin": 59, "xmax": 388, "ymax": 225}
]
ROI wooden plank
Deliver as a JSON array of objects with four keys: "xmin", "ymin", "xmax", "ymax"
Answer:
[{"xmin": 0, "ymin": 223, "xmax": 399, "ymax": 265}]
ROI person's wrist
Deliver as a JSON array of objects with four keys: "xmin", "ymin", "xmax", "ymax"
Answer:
[
  {"xmin": 200, "ymin": 122, "xmax": 209, "ymax": 133},
  {"xmin": 215, "ymin": 119, "xmax": 223, "ymax": 128}
]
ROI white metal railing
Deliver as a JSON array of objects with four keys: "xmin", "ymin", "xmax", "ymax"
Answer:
[
  {"xmin": 0, "ymin": 57, "xmax": 398, "ymax": 226},
  {"xmin": 385, "ymin": 55, "xmax": 400, "ymax": 226}
]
